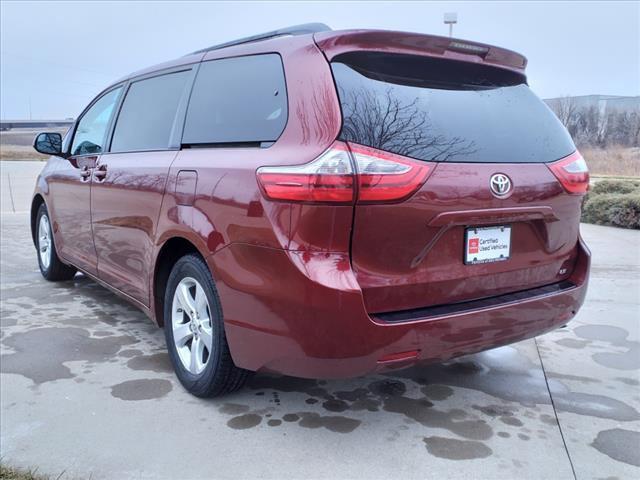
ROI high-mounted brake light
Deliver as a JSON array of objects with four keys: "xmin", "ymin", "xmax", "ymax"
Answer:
[
  {"xmin": 447, "ymin": 41, "xmax": 490, "ymax": 55},
  {"xmin": 256, "ymin": 141, "xmax": 433, "ymax": 204},
  {"xmin": 548, "ymin": 151, "xmax": 589, "ymax": 194}
]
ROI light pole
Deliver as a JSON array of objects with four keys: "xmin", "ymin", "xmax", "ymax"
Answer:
[{"xmin": 444, "ymin": 12, "xmax": 457, "ymax": 38}]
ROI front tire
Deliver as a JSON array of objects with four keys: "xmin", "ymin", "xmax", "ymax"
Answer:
[
  {"xmin": 36, "ymin": 204, "xmax": 77, "ymax": 281},
  {"xmin": 164, "ymin": 253, "xmax": 250, "ymax": 397}
]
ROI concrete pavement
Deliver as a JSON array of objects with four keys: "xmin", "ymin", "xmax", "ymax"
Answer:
[
  {"xmin": 0, "ymin": 160, "xmax": 638, "ymax": 479},
  {"xmin": 0, "ymin": 160, "xmax": 45, "ymax": 213}
]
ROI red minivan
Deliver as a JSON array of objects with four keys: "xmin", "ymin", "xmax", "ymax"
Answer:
[{"xmin": 31, "ymin": 24, "xmax": 590, "ymax": 396}]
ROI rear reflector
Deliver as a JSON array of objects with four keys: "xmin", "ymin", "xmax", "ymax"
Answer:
[
  {"xmin": 548, "ymin": 151, "xmax": 589, "ymax": 194},
  {"xmin": 256, "ymin": 141, "xmax": 433, "ymax": 204},
  {"xmin": 377, "ymin": 350, "xmax": 420, "ymax": 364}
]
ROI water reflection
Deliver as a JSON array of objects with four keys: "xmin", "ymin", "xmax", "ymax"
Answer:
[{"xmin": 339, "ymin": 86, "xmax": 477, "ymax": 161}]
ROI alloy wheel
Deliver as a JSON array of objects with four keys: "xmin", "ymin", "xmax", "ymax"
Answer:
[
  {"xmin": 38, "ymin": 214, "xmax": 52, "ymax": 270},
  {"xmin": 171, "ymin": 277, "xmax": 214, "ymax": 374}
]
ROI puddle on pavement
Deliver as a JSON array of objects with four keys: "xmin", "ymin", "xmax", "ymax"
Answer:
[
  {"xmin": 219, "ymin": 403, "xmax": 251, "ymax": 415},
  {"xmin": 224, "ymin": 344, "xmax": 639, "ymax": 442},
  {"xmin": 382, "ymin": 391, "xmax": 492, "ymax": 440},
  {"xmin": 110, "ymin": 379, "xmax": 173, "ymax": 401},
  {"xmin": 422, "ymin": 384, "xmax": 454, "ymax": 401},
  {"xmin": 118, "ymin": 349, "xmax": 144, "ymax": 358},
  {"xmin": 0, "ymin": 308, "xmax": 18, "ymax": 327},
  {"xmin": 574, "ymin": 325, "xmax": 640, "ymax": 370},
  {"xmin": 575, "ymin": 325, "xmax": 629, "ymax": 343},
  {"xmin": 555, "ymin": 338, "xmax": 590, "ymax": 349},
  {"xmin": 1, "ymin": 327, "xmax": 137, "ymax": 384},
  {"xmin": 224, "ymin": 376, "xmax": 492, "ymax": 439},
  {"xmin": 499, "ymin": 416, "xmax": 523, "ymax": 427},
  {"xmin": 126, "ymin": 352, "xmax": 173, "ymax": 373},
  {"xmin": 616, "ymin": 377, "xmax": 639, "ymax": 386},
  {"xmin": 591, "ymin": 428, "xmax": 640, "ymax": 467},
  {"xmin": 227, "ymin": 413, "xmax": 262, "ymax": 429},
  {"xmin": 296, "ymin": 412, "xmax": 361, "ymax": 433},
  {"xmin": 423, "ymin": 436, "xmax": 492, "ymax": 460},
  {"xmin": 551, "ymin": 389, "xmax": 639, "ymax": 422}
]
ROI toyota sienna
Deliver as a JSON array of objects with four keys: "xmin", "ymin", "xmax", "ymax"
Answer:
[{"xmin": 31, "ymin": 24, "xmax": 591, "ymax": 396}]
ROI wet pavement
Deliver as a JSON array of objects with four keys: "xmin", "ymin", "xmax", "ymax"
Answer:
[{"xmin": 1, "ymin": 210, "xmax": 639, "ymax": 479}]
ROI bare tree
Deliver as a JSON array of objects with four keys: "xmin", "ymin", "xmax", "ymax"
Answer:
[
  {"xmin": 548, "ymin": 96, "xmax": 578, "ymax": 129},
  {"xmin": 548, "ymin": 96, "xmax": 639, "ymax": 149},
  {"xmin": 340, "ymin": 87, "xmax": 476, "ymax": 161}
]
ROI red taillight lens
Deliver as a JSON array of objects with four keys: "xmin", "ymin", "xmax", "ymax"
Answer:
[
  {"xmin": 348, "ymin": 143, "xmax": 432, "ymax": 203},
  {"xmin": 257, "ymin": 142, "xmax": 354, "ymax": 204},
  {"xmin": 548, "ymin": 151, "xmax": 590, "ymax": 194},
  {"xmin": 256, "ymin": 141, "xmax": 432, "ymax": 204}
]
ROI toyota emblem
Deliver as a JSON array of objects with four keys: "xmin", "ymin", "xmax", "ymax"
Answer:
[{"xmin": 490, "ymin": 173, "xmax": 512, "ymax": 197}]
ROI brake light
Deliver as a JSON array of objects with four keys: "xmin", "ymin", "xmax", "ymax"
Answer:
[
  {"xmin": 257, "ymin": 142, "xmax": 354, "ymax": 203},
  {"xmin": 548, "ymin": 151, "xmax": 590, "ymax": 194},
  {"xmin": 348, "ymin": 143, "xmax": 432, "ymax": 203},
  {"xmin": 256, "ymin": 141, "xmax": 432, "ymax": 204}
]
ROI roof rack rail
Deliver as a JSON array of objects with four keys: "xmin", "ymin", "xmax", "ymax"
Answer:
[{"xmin": 190, "ymin": 23, "xmax": 332, "ymax": 55}]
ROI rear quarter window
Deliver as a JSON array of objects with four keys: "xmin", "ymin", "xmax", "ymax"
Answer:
[
  {"xmin": 183, "ymin": 54, "xmax": 287, "ymax": 145},
  {"xmin": 331, "ymin": 53, "xmax": 575, "ymax": 163}
]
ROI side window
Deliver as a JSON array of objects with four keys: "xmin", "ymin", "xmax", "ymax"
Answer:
[
  {"xmin": 71, "ymin": 87, "xmax": 122, "ymax": 156},
  {"xmin": 111, "ymin": 70, "xmax": 191, "ymax": 152},
  {"xmin": 183, "ymin": 54, "xmax": 287, "ymax": 145}
]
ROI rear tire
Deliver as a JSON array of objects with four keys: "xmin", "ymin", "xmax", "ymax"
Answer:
[
  {"xmin": 164, "ymin": 253, "xmax": 251, "ymax": 397},
  {"xmin": 36, "ymin": 204, "xmax": 77, "ymax": 281}
]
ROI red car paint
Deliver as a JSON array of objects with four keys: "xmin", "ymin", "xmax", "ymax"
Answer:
[{"xmin": 31, "ymin": 28, "xmax": 590, "ymax": 379}]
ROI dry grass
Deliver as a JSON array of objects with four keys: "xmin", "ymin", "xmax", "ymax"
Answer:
[
  {"xmin": 0, "ymin": 464, "xmax": 50, "ymax": 480},
  {"xmin": 581, "ymin": 146, "xmax": 640, "ymax": 178},
  {"xmin": 0, "ymin": 145, "xmax": 48, "ymax": 161},
  {"xmin": 0, "ymin": 128, "xmax": 66, "ymax": 161}
]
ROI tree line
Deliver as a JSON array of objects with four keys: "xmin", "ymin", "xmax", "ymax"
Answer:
[{"xmin": 546, "ymin": 97, "xmax": 640, "ymax": 149}]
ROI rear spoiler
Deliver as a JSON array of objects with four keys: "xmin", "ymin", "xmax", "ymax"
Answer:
[{"xmin": 314, "ymin": 29, "xmax": 527, "ymax": 75}]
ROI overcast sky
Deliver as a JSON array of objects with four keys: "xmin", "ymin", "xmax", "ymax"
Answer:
[{"xmin": 1, "ymin": 0, "xmax": 638, "ymax": 119}]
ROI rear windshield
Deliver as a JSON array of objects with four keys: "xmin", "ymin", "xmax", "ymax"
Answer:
[{"xmin": 331, "ymin": 53, "xmax": 575, "ymax": 163}]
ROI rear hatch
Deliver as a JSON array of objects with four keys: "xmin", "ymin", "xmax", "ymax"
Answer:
[{"xmin": 329, "ymin": 50, "xmax": 585, "ymax": 314}]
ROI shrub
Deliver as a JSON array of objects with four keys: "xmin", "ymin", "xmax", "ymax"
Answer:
[
  {"xmin": 582, "ymin": 193, "xmax": 640, "ymax": 229},
  {"xmin": 590, "ymin": 179, "xmax": 640, "ymax": 195}
]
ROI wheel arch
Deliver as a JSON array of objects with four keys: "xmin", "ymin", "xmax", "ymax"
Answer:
[
  {"xmin": 30, "ymin": 194, "xmax": 46, "ymax": 248},
  {"xmin": 152, "ymin": 235, "xmax": 211, "ymax": 327}
]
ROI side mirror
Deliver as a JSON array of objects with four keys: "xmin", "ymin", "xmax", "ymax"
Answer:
[{"xmin": 33, "ymin": 132, "xmax": 64, "ymax": 156}]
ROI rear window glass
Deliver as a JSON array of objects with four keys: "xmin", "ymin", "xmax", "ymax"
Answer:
[
  {"xmin": 183, "ymin": 54, "xmax": 287, "ymax": 145},
  {"xmin": 331, "ymin": 53, "xmax": 575, "ymax": 163},
  {"xmin": 111, "ymin": 70, "xmax": 190, "ymax": 153}
]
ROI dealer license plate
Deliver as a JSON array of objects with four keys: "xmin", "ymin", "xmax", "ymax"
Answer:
[{"xmin": 464, "ymin": 225, "xmax": 511, "ymax": 265}]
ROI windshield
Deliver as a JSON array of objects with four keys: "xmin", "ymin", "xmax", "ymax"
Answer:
[{"xmin": 331, "ymin": 54, "xmax": 575, "ymax": 163}]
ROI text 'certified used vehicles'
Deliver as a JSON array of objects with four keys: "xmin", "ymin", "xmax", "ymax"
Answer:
[{"xmin": 32, "ymin": 24, "xmax": 590, "ymax": 396}]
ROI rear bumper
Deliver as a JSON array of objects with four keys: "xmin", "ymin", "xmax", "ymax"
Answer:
[{"xmin": 208, "ymin": 235, "xmax": 590, "ymax": 379}]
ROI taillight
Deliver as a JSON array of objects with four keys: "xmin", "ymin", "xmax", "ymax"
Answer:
[
  {"xmin": 348, "ymin": 143, "xmax": 432, "ymax": 203},
  {"xmin": 548, "ymin": 151, "xmax": 590, "ymax": 194},
  {"xmin": 256, "ymin": 141, "xmax": 432, "ymax": 204},
  {"xmin": 257, "ymin": 142, "xmax": 354, "ymax": 204}
]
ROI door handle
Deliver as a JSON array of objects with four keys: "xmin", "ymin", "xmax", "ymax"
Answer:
[
  {"xmin": 79, "ymin": 165, "xmax": 91, "ymax": 179},
  {"xmin": 93, "ymin": 165, "xmax": 107, "ymax": 181}
]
